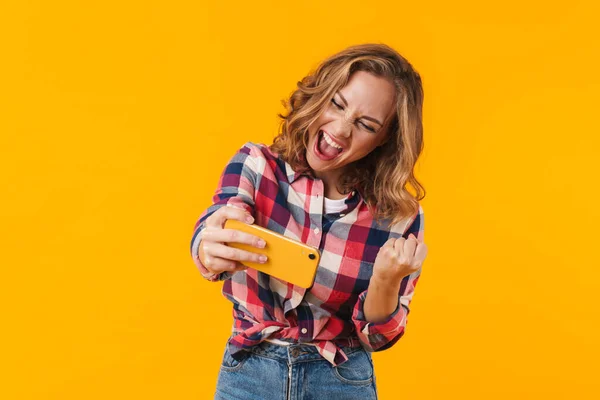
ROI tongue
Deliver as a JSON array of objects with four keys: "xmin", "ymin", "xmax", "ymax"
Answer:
[{"xmin": 319, "ymin": 133, "xmax": 339, "ymax": 157}]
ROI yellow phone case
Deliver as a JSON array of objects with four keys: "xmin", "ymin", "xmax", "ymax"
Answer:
[{"xmin": 223, "ymin": 219, "xmax": 321, "ymax": 288}]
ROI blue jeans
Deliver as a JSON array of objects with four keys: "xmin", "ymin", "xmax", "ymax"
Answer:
[{"xmin": 214, "ymin": 340, "xmax": 378, "ymax": 399}]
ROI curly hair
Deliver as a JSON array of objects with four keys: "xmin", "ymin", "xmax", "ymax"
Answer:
[{"xmin": 270, "ymin": 43, "xmax": 426, "ymax": 228}]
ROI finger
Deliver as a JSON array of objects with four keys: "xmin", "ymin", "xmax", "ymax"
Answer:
[
  {"xmin": 413, "ymin": 242, "xmax": 428, "ymax": 268},
  {"xmin": 201, "ymin": 228, "xmax": 266, "ymax": 249},
  {"xmin": 384, "ymin": 237, "xmax": 396, "ymax": 247},
  {"xmin": 231, "ymin": 263, "xmax": 250, "ymax": 272},
  {"xmin": 393, "ymin": 237, "xmax": 405, "ymax": 258},
  {"xmin": 206, "ymin": 205, "xmax": 254, "ymax": 228},
  {"xmin": 403, "ymin": 234, "xmax": 418, "ymax": 257},
  {"xmin": 208, "ymin": 242, "xmax": 267, "ymax": 264},
  {"xmin": 408, "ymin": 232, "xmax": 422, "ymax": 242},
  {"xmin": 383, "ymin": 238, "xmax": 398, "ymax": 259},
  {"xmin": 204, "ymin": 255, "xmax": 249, "ymax": 273}
]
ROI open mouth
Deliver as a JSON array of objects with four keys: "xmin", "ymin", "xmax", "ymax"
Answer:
[{"xmin": 314, "ymin": 130, "xmax": 344, "ymax": 161}]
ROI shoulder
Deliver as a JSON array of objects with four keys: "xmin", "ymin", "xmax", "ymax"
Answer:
[
  {"xmin": 238, "ymin": 141, "xmax": 286, "ymax": 172},
  {"xmin": 225, "ymin": 141, "xmax": 271, "ymax": 167},
  {"xmin": 239, "ymin": 141, "xmax": 277, "ymax": 160},
  {"xmin": 229, "ymin": 141, "xmax": 288, "ymax": 179}
]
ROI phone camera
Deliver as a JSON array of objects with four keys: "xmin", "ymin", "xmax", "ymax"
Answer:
[{"xmin": 308, "ymin": 253, "xmax": 316, "ymax": 260}]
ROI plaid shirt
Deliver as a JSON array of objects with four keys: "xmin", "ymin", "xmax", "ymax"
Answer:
[{"xmin": 190, "ymin": 142, "xmax": 424, "ymax": 366}]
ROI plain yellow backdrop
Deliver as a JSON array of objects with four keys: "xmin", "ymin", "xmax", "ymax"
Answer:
[{"xmin": 1, "ymin": 0, "xmax": 599, "ymax": 399}]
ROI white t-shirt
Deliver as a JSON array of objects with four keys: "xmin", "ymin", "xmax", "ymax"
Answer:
[{"xmin": 323, "ymin": 196, "xmax": 347, "ymax": 215}]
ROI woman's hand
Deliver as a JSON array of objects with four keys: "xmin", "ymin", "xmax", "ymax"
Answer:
[
  {"xmin": 198, "ymin": 205, "xmax": 268, "ymax": 275},
  {"xmin": 372, "ymin": 233, "xmax": 428, "ymax": 285}
]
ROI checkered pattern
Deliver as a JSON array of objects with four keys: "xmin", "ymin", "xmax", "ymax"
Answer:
[{"xmin": 190, "ymin": 142, "xmax": 424, "ymax": 366}]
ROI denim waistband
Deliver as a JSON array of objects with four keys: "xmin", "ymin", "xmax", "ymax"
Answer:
[{"xmin": 245, "ymin": 339, "xmax": 369, "ymax": 365}]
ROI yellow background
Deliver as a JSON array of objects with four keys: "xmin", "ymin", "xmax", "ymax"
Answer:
[{"xmin": 2, "ymin": 1, "xmax": 599, "ymax": 399}]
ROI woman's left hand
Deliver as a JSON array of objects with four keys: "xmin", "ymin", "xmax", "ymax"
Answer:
[{"xmin": 372, "ymin": 233, "xmax": 428, "ymax": 285}]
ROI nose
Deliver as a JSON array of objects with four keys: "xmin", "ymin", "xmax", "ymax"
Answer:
[{"xmin": 331, "ymin": 113, "xmax": 353, "ymax": 139}]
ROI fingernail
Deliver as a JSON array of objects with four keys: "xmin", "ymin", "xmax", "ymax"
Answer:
[
  {"xmin": 259, "ymin": 255, "xmax": 267, "ymax": 263},
  {"xmin": 258, "ymin": 240, "xmax": 266, "ymax": 248},
  {"xmin": 246, "ymin": 216, "xmax": 254, "ymax": 223}
]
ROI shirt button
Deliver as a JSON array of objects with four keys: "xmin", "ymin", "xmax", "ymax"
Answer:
[
  {"xmin": 313, "ymin": 227, "xmax": 319, "ymax": 235},
  {"xmin": 301, "ymin": 328, "xmax": 308, "ymax": 334}
]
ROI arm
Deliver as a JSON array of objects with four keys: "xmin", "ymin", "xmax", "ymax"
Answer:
[
  {"xmin": 351, "ymin": 205, "xmax": 425, "ymax": 351},
  {"xmin": 190, "ymin": 142, "xmax": 260, "ymax": 281}
]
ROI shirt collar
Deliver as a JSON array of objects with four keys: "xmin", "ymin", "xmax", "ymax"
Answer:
[
  {"xmin": 285, "ymin": 159, "xmax": 362, "ymax": 199},
  {"xmin": 285, "ymin": 160, "xmax": 308, "ymax": 183}
]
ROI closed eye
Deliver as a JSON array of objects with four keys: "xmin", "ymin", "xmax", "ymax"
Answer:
[
  {"xmin": 331, "ymin": 98, "xmax": 344, "ymax": 110},
  {"xmin": 332, "ymin": 98, "xmax": 376, "ymax": 133},
  {"xmin": 359, "ymin": 122, "xmax": 376, "ymax": 133}
]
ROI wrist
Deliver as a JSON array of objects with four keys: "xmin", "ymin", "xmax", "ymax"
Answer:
[{"xmin": 369, "ymin": 273, "xmax": 402, "ymax": 294}]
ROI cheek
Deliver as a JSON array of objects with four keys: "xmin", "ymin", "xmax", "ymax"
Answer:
[
  {"xmin": 308, "ymin": 118, "xmax": 324, "ymax": 137},
  {"xmin": 312, "ymin": 110, "xmax": 334, "ymax": 130},
  {"xmin": 348, "ymin": 138, "xmax": 378, "ymax": 159},
  {"xmin": 351, "ymin": 137, "xmax": 372, "ymax": 152}
]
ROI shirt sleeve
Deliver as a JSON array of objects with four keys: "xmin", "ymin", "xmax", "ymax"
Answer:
[
  {"xmin": 190, "ymin": 142, "xmax": 260, "ymax": 282},
  {"xmin": 351, "ymin": 204, "xmax": 425, "ymax": 351}
]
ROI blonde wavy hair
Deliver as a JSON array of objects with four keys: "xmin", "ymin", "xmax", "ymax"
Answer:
[{"xmin": 270, "ymin": 43, "xmax": 426, "ymax": 228}]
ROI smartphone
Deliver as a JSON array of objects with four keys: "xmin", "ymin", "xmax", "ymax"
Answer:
[{"xmin": 223, "ymin": 219, "xmax": 321, "ymax": 289}]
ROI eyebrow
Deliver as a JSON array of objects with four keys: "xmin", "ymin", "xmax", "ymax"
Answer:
[{"xmin": 337, "ymin": 92, "xmax": 384, "ymax": 126}]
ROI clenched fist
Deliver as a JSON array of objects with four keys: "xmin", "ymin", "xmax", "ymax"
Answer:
[{"xmin": 372, "ymin": 233, "xmax": 428, "ymax": 283}]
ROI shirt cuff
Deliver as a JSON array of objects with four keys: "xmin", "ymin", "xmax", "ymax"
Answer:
[
  {"xmin": 351, "ymin": 289, "xmax": 408, "ymax": 352},
  {"xmin": 353, "ymin": 289, "xmax": 406, "ymax": 336}
]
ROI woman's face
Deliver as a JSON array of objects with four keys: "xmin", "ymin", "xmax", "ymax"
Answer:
[{"xmin": 306, "ymin": 70, "xmax": 396, "ymax": 184}]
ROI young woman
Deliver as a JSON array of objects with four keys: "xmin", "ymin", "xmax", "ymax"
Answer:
[{"xmin": 191, "ymin": 43, "xmax": 429, "ymax": 400}]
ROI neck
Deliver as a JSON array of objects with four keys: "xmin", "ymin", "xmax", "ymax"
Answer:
[{"xmin": 315, "ymin": 172, "xmax": 348, "ymax": 199}]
